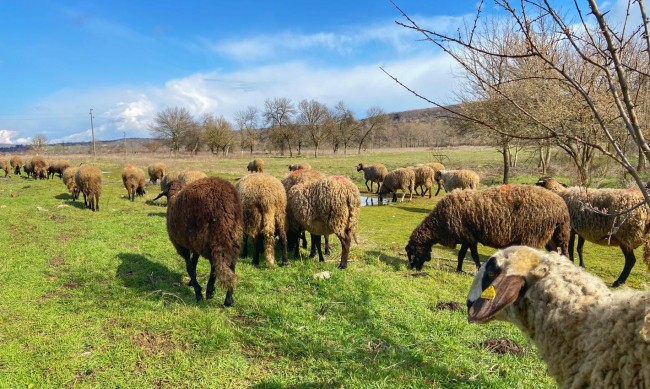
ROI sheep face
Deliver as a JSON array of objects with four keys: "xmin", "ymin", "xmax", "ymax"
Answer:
[
  {"xmin": 405, "ymin": 242, "xmax": 431, "ymax": 270},
  {"xmin": 466, "ymin": 246, "xmax": 541, "ymax": 324},
  {"xmin": 356, "ymin": 163, "xmax": 364, "ymax": 172}
]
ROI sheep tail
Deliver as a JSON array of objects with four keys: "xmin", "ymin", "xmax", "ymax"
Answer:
[
  {"xmin": 643, "ymin": 237, "xmax": 650, "ymax": 271},
  {"xmin": 213, "ymin": 247, "xmax": 237, "ymax": 290}
]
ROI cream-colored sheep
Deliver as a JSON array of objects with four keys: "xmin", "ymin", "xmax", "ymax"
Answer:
[
  {"xmin": 413, "ymin": 166, "xmax": 436, "ymax": 198},
  {"xmin": 467, "ymin": 246, "xmax": 650, "ymax": 388},
  {"xmin": 62, "ymin": 167, "xmax": 79, "ymax": 201},
  {"xmin": 377, "ymin": 168, "xmax": 415, "ymax": 202},
  {"xmin": 356, "ymin": 163, "xmax": 388, "ymax": 193},
  {"xmin": 434, "ymin": 169, "xmax": 479, "ymax": 196}
]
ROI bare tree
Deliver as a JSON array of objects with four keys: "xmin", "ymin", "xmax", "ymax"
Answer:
[
  {"xmin": 357, "ymin": 106, "xmax": 388, "ymax": 154},
  {"xmin": 264, "ymin": 97, "xmax": 296, "ymax": 156},
  {"xmin": 182, "ymin": 121, "xmax": 204, "ymax": 156},
  {"xmin": 332, "ymin": 101, "xmax": 359, "ymax": 155},
  {"xmin": 31, "ymin": 134, "xmax": 48, "ymax": 154},
  {"xmin": 297, "ymin": 99, "xmax": 332, "ymax": 157},
  {"xmin": 149, "ymin": 106, "xmax": 196, "ymax": 158},
  {"xmin": 235, "ymin": 106, "xmax": 260, "ymax": 155},
  {"xmin": 203, "ymin": 114, "xmax": 236, "ymax": 156}
]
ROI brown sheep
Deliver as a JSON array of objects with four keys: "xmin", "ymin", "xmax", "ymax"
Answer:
[
  {"xmin": 48, "ymin": 160, "xmax": 71, "ymax": 179},
  {"xmin": 178, "ymin": 170, "xmax": 207, "ymax": 185},
  {"xmin": 30, "ymin": 156, "xmax": 49, "ymax": 180},
  {"xmin": 162, "ymin": 177, "xmax": 243, "ymax": 306},
  {"xmin": 289, "ymin": 163, "xmax": 311, "ymax": 171},
  {"xmin": 434, "ymin": 169, "xmax": 480, "ymax": 196},
  {"xmin": 62, "ymin": 167, "xmax": 80, "ymax": 201},
  {"xmin": 23, "ymin": 159, "xmax": 33, "ymax": 177},
  {"xmin": 406, "ymin": 184, "xmax": 570, "ymax": 272},
  {"xmin": 247, "ymin": 158, "xmax": 264, "ymax": 173},
  {"xmin": 160, "ymin": 171, "xmax": 181, "ymax": 192},
  {"xmin": 147, "ymin": 163, "xmax": 167, "ymax": 184},
  {"xmin": 413, "ymin": 166, "xmax": 436, "ymax": 198},
  {"xmin": 9, "ymin": 156, "xmax": 21, "ymax": 175},
  {"xmin": 236, "ymin": 173, "xmax": 288, "ymax": 266},
  {"xmin": 75, "ymin": 165, "xmax": 102, "ymax": 211},
  {"xmin": 426, "ymin": 162, "xmax": 445, "ymax": 195},
  {"xmin": 0, "ymin": 160, "xmax": 9, "ymax": 177},
  {"xmin": 121, "ymin": 166, "xmax": 146, "ymax": 201},
  {"xmin": 286, "ymin": 175, "xmax": 360, "ymax": 269},
  {"xmin": 356, "ymin": 163, "xmax": 388, "ymax": 193},
  {"xmin": 377, "ymin": 168, "xmax": 415, "ymax": 203}
]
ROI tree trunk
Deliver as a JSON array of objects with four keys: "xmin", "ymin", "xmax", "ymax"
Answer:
[
  {"xmin": 638, "ymin": 146, "xmax": 647, "ymax": 172},
  {"xmin": 314, "ymin": 144, "xmax": 319, "ymax": 157},
  {"xmin": 502, "ymin": 144, "xmax": 510, "ymax": 184}
]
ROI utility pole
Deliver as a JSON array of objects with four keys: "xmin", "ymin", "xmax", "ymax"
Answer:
[
  {"xmin": 124, "ymin": 131, "xmax": 127, "ymax": 157},
  {"xmin": 89, "ymin": 108, "xmax": 96, "ymax": 157}
]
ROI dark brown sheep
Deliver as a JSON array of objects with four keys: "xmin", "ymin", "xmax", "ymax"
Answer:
[
  {"xmin": 30, "ymin": 156, "xmax": 49, "ymax": 180},
  {"xmin": 247, "ymin": 158, "xmax": 264, "ymax": 173},
  {"xmin": 9, "ymin": 156, "xmax": 21, "ymax": 175},
  {"xmin": 121, "ymin": 165, "xmax": 146, "ymax": 201},
  {"xmin": 23, "ymin": 159, "xmax": 33, "ymax": 176},
  {"xmin": 75, "ymin": 165, "xmax": 102, "ymax": 211},
  {"xmin": 48, "ymin": 160, "xmax": 71, "ymax": 179},
  {"xmin": 406, "ymin": 184, "xmax": 570, "ymax": 272},
  {"xmin": 162, "ymin": 177, "xmax": 243, "ymax": 306}
]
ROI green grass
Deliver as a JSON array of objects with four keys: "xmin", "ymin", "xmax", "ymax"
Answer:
[{"xmin": 0, "ymin": 149, "xmax": 647, "ymax": 388}]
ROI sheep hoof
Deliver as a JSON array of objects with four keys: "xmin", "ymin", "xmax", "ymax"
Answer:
[
  {"xmin": 337, "ymin": 263, "xmax": 347, "ymax": 270},
  {"xmin": 280, "ymin": 260, "xmax": 288, "ymax": 267},
  {"xmin": 195, "ymin": 294, "xmax": 204, "ymax": 302},
  {"xmin": 612, "ymin": 280, "xmax": 624, "ymax": 288},
  {"xmin": 224, "ymin": 297, "xmax": 234, "ymax": 307}
]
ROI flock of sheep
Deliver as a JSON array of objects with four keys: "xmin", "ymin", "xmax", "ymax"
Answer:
[{"xmin": 4, "ymin": 154, "xmax": 650, "ymax": 387}]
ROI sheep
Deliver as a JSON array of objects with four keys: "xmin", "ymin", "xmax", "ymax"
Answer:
[
  {"xmin": 356, "ymin": 163, "xmax": 388, "ymax": 193},
  {"xmin": 178, "ymin": 170, "xmax": 207, "ymax": 185},
  {"xmin": 30, "ymin": 156, "xmax": 49, "ymax": 180},
  {"xmin": 0, "ymin": 160, "xmax": 9, "ymax": 177},
  {"xmin": 161, "ymin": 177, "xmax": 243, "ymax": 306},
  {"xmin": 289, "ymin": 163, "xmax": 311, "ymax": 171},
  {"xmin": 281, "ymin": 168, "xmax": 330, "ymax": 255},
  {"xmin": 160, "ymin": 171, "xmax": 181, "ymax": 192},
  {"xmin": 426, "ymin": 162, "xmax": 445, "ymax": 195},
  {"xmin": 236, "ymin": 173, "xmax": 288, "ymax": 266},
  {"xmin": 23, "ymin": 159, "xmax": 33, "ymax": 177},
  {"xmin": 405, "ymin": 184, "xmax": 570, "ymax": 272},
  {"xmin": 121, "ymin": 166, "xmax": 146, "ymax": 201},
  {"xmin": 377, "ymin": 168, "xmax": 415, "ymax": 203},
  {"xmin": 147, "ymin": 163, "xmax": 167, "ymax": 184},
  {"xmin": 61, "ymin": 167, "xmax": 80, "ymax": 201},
  {"xmin": 247, "ymin": 158, "xmax": 264, "ymax": 173},
  {"xmin": 413, "ymin": 165, "xmax": 436, "ymax": 198},
  {"xmin": 74, "ymin": 165, "xmax": 102, "ymax": 211},
  {"xmin": 9, "ymin": 156, "xmax": 21, "ymax": 175},
  {"xmin": 48, "ymin": 160, "xmax": 70, "ymax": 179},
  {"xmin": 286, "ymin": 175, "xmax": 360, "ymax": 269},
  {"xmin": 434, "ymin": 169, "xmax": 479, "ymax": 196},
  {"xmin": 536, "ymin": 176, "xmax": 650, "ymax": 286},
  {"xmin": 467, "ymin": 246, "xmax": 650, "ymax": 388}
]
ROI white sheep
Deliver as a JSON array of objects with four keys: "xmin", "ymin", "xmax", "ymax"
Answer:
[
  {"xmin": 434, "ymin": 169, "xmax": 479, "ymax": 196},
  {"xmin": 467, "ymin": 246, "xmax": 650, "ymax": 388}
]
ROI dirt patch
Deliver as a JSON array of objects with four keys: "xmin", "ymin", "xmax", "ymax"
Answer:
[
  {"xmin": 130, "ymin": 331, "xmax": 187, "ymax": 356},
  {"xmin": 48, "ymin": 213, "xmax": 65, "ymax": 222},
  {"xmin": 408, "ymin": 272, "xmax": 430, "ymax": 277},
  {"xmin": 73, "ymin": 369, "xmax": 95, "ymax": 384},
  {"xmin": 62, "ymin": 279, "xmax": 82, "ymax": 289},
  {"xmin": 434, "ymin": 301, "xmax": 464, "ymax": 311},
  {"xmin": 48, "ymin": 256, "xmax": 65, "ymax": 267},
  {"xmin": 480, "ymin": 338, "xmax": 525, "ymax": 357}
]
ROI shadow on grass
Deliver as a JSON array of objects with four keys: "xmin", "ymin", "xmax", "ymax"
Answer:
[
  {"xmin": 116, "ymin": 253, "xmax": 192, "ymax": 301},
  {"xmin": 395, "ymin": 206, "xmax": 432, "ymax": 214},
  {"xmin": 147, "ymin": 212, "xmax": 166, "ymax": 217},
  {"xmin": 366, "ymin": 250, "xmax": 405, "ymax": 271}
]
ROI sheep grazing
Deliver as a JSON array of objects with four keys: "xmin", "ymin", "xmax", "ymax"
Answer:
[
  {"xmin": 356, "ymin": 163, "xmax": 388, "ymax": 193},
  {"xmin": 160, "ymin": 171, "xmax": 181, "ymax": 192},
  {"xmin": 74, "ymin": 165, "xmax": 102, "ymax": 211},
  {"xmin": 467, "ymin": 246, "xmax": 650, "ymax": 388},
  {"xmin": 0, "ymin": 160, "xmax": 9, "ymax": 177},
  {"xmin": 377, "ymin": 167, "xmax": 415, "ymax": 203},
  {"xmin": 289, "ymin": 163, "xmax": 311, "ymax": 171},
  {"xmin": 247, "ymin": 158, "xmax": 264, "ymax": 173},
  {"xmin": 406, "ymin": 184, "xmax": 570, "ymax": 272},
  {"xmin": 162, "ymin": 177, "xmax": 243, "ymax": 306},
  {"xmin": 434, "ymin": 169, "xmax": 480, "ymax": 196},
  {"xmin": 30, "ymin": 156, "xmax": 49, "ymax": 180},
  {"xmin": 536, "ymin": 176, "xmax": 650, "ymax": 286},
  {"xmin": 413, "ymin": 165, "xmax": 436, "ymax": 198},
  {"xmin": 286, "ymin": 175, "xmax": 360, "ymax": 269},
  {"xmin": 236, "ymin": 173, "xmax": 288, "ymax": 266},
  {"xmin": 147, "ymin": 163, "xmax": 167, "ymax": 184},
  {"xmin": 9, "ymin": 156, "xmax": 21, "ymax": 175},
  {"xmin": 121, "ymin": 165, "xmax": 146, "ymax": 201},
  {"xmin": 23, "ymin": 160, "xmax": 33, "ymax": 177},
  {"xmin": 48, "ymin": 160, "xmax": 70, "ymax": 179},
  {"xmin": 62, "ymin": 167, "xmax": 80, "ymax": 201}
]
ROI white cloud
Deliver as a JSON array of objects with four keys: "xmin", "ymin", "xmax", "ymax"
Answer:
[
  {"xmin": 16, "ymin": 137, "xmax": 32, "ymax": 144},
  {"xmin": 0, "ymin": 130, "xmax": 17, "ymax": 144}
]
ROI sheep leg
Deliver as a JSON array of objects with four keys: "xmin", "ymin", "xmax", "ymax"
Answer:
[
  {"xmin": 278, "ymin": 226, "xmax": 288, "ymax": 266},
  {"xmin": 576, "ymin": 235, "xmax": 585, "ymax": 268},
  {"xmin": 288, "ymin": 230, "xmax": 301, "ymax": 259},
  {"xmin": 375, "ymin": 182, "xmax": 381, "ymax": 194},
  {"xmin": 224, "ymin": 261, "xmax": 236, "ymax": 307},
  {"xmin": 427, "ymin": 185, "xmax": 432, "ymax": 199},
  {"xmin": 612, "ymin": 247, "xmax": 636, "ymax": 287},
  {"xmin": 365, "ymin": 180, "xmax": 371, "ymax": 192},
  {"xmin": 301, "ymin": 231, "xmax": 307, "ymax": 249},
  {"xmin": 456, "ymin": 244, "xmax": 469, "ymax": 272},
  {"xmin": 469, "ymin": 244, "xmax": 481, "ymax": 270},
  {"xmin": 310, "ymin": 233, "xmax": 324, "ymax": 262},
  {"xmin": 434, "ymin": 182, "xmax": 442, "ymax": 196},
  {"xmin": 324, "ymin": 235, "xmax": 331, "ymax": 255},
  {"xmin": 252, "ymin": 234, "xmax": 263, "ymax": 266},
  {"xmin": 176, "ymin": 246, "xmax": 202, "ymax": 301},
  {"xmin": 337, "ymin": 231, "xmax": 351, "ymax": 269},
  {"xmin": 241, "ymin": 235, "xmax": 249, "ymax": 258},
  {"xmin": 94, "ymin": 193, "xmax": 100, "ymax": 211}
]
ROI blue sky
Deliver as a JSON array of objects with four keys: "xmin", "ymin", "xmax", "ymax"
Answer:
[{"xmin": 0, "ymin": 0, "xmax": 629, "ymax": 144}]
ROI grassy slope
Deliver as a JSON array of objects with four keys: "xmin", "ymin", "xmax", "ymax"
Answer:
[{"xmin": 0, "ymin": 149, "xmax": 647, "ymax": 388}]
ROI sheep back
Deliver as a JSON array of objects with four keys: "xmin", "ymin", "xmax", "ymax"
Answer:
[
  {"xmin": 147, "ymin": 163, "xmax": 167, "ymax": 183},
  {"xmin": 281, "ymin": 168, "xmax": 324, "ymax": 192},
  {"xmin": 378, "ymin": 168, "xmax": 415, "ymax": 200},
  {"xmin": 247, "ymin": 158, "xmax": 264, "ymax": 173},
  {"xmin": 75, "ymin": 165, "xmax": 102, "ymax": 211},
  {"xmin": 435, "ymin": 169, "xmax": 480, "ymax": 193},
  {"xmin": 289, "ymin": 163, "xmax": 311, "ymax": 171},
  {"xmin": 30, "ymin": 156, "xmax": 49, "ymax": 179},
  {"xmin": 9, "ymin": 156, "xmax": 21, "ymax": 174},
  {"xmin": 161, "ymin": 171, "xmax": 181, "ymax": 191},
  {"xmin": 121, "ymin": 165, "xmax": 146, "ymax": 200},
  {"xmin": 178, "ymin": 170, "xmax": 207, "ymax": 185}
]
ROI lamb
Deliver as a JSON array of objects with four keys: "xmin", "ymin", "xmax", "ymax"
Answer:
[
  {"xmin": 48, "ymin": 160, "xmax": 70, "ymax": 179},
  {"xmin": 286, "ymin": 175, "xmax": 360, "ymax": 269},
  {"xmin": 74, "ymin": 165, "xmax": 102, "ymax": 211},
  {"xmin": 356, "ymin": 163, "xmax": 388, "ymax": 193},
  {"xmin": 235, "ymin": 173, "xmax": 288, "ymax": 266},
  {"xmin": 536, "ymin": 176, "xmax": 650, "ymax": 286},
  {"xmin": 9, "ymin": 156, "xmax": 21, "ymax": 175},
  {"xmin": 405, "ymin": 184, "xmax": 570, "ymax": 272},
  {"xmin": 377, "ymin": 168, "xmax": 415, "ymax": 203},
  {"xmin": 161, "ymin": 177, "xmax": 243, "ymax": 306},
  {"xmin": 434, "ymin": 169, "xmax": 479, "ymax": 196},
  {"xmin": 0, "ymin": 160, "xmax": 9, "ymax": 177},
  {"xmin": 247, "ymin": 158, "xmax": 264, "ymax": 173},
  {"xmin": 61, "ymin": 167, "xmax": 80, "ymax": 201},
  {"xmin": 147, "ymin": 163, "xmax": 167, "ymax": 184},
  {"xmin": 121, "ymin": 165, "xmax": 146, "ymax": 201},
  {"xmin": 467, "ymin": 246, "xmax": 650, "ymax": 388},
  {"xmin": 30, "ymin": 156, "xmax": 49, "ymax": 180},
  {"xmin": 289, "ymin": 163, "xmax": 311, "ymax": 171},
  {"xmin": 413, "ymin": 165, "xmax": 436, "ymax": 198}
]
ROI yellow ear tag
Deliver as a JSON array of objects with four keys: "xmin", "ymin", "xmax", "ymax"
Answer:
[{"xmin": 480, "ymin": 285, "xmax": 496, "ymax": 300}]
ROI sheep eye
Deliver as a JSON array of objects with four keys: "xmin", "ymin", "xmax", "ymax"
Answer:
[{"xmin": 486, "ymin": 270, "xmax": 496, "ymax": 278}]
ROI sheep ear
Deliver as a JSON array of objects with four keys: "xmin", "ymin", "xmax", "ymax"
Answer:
[{"xmin": 468, "ymin": 274, "xmax": 525, "ymax": 323}]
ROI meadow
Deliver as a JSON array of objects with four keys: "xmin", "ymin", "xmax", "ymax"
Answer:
[{"xmin": 0, "ymin": 147, "xmax": 648, "ymax": 388}]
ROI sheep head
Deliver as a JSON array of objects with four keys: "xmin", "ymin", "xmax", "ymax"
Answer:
[
  {"xmin": 466, "ymin": 246, "xmax": 543, "ymax": 324},
  {"xmin": 535, "ymin": 177, "xmax": 567, "ymax": 192},
  {"xmin": 152, "ymin": 179, "xmax": 185, "ymax": 201},
  {"xmin": 405, "ymin": 241, "xmax": 431, "ymax": 270},
  {"xmin": 356, "ymin": 163, "xmax": 364, "ymax": 172}
]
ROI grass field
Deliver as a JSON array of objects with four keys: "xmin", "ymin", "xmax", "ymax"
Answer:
[{"xmin": 0, "ymin": 148, "xmax": 647, "ymax": 388}]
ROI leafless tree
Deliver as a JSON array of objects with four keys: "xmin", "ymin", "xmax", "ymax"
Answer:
[
  {"xmin": 235, "ymin": 106, "xmax": 260, "ymax": 155},
  {"xmin": 332, "ymin": 101, "xmax": 358, "ymax": 155},
  {"xmin": 357, "ymin": 106, "xmax": 389, "ymax": 154},
  {"xmin": 149, "ymin": 106, "xmax": 196, "ymax": 158},
  {"xmin": 31, "ymin": 134, "xmax": 49, "ymax": 154},
  {"xmin": 264, "ymin": 97, "xmax": 296, "ymax": 156},
  {"xmin": 297, "ymin": 99, "xmax": 332, "ymax": 157},
  {"xmin": 203, "ymin": 114, "xmax": 235, "ymax": 156}
]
